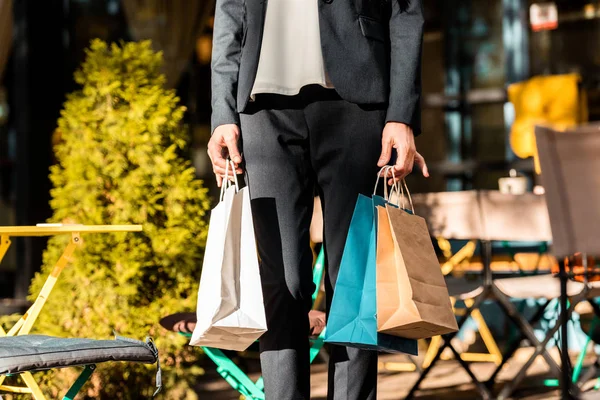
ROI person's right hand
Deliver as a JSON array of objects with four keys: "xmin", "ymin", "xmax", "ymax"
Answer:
[{"xmin": 207, "ymin": 124, "xmax": 244, "ymax": 187}]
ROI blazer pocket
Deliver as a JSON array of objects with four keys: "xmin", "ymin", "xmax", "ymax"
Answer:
[{"xmin": 358, "ymin": 16, "xmax": 386, "ymax": 43}]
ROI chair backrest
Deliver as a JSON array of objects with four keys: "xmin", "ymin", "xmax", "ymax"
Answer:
[
  {"xmin": 478, "ymin": 191, "xmax": 552, "ymax": 242},
  {"xmin": 535, "ymin": 125, "xmax": 600, "ymax": 258},
  {"xmin": 411, "ymin": 191, "xmax": 483, "ymax": 240}
]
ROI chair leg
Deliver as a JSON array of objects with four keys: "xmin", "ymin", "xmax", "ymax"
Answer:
[
  {"xmin": 492, "ymin": 285, "xmax": 563, "ymax": 376},
  {"xmin": 485, "ymin": 299, "xmax": 551, "ymax": 387},
  {"xmin": 405, "ymin": 291, "xmax": 488, "ymax": 400},
  {"xmin": 0, "ymin": 372, "xmax": 47, "ymax": 400},
  {"xmin": 203, "ymin": 347, "xmax": 265, "ymax": 400},
  {"xmin": 558, "ymin": 258, "xmax": 576, "ymax": 400},
  {"xmin": 496, "ymin": 325, "xmax": 561, "ymax": 400},
  {"xmin": 570, "ymin": 301, "xmax": 600, "ymax": 391},
  {"xmin": 577, "ymin": 357, "xmax": 599, "ymax": 389},
  {"xmin": 449, "ymin": 344, "xmax": 493, "ymax": 399},
  {"xmin": 494, "ymin": 294, "xmax": 582, "ymax": 400},
  {"xmin": 19, "ymin": 372, "xmax": 47, "ymax": 400},
  {"xmin": 255, "ymin": 376, "xmax": 265, "ymax": 393},
  {"xmin": 461, "ymin": 298, "xmax": 503, "ymax": 365},
  {"xmin": 63, "ymin": 364, "xmax": 96, "ymax": 400},
  {"xmin": 422, "ymin": 335, "xmax": 442, "ymax": 369},
  {"xmin": 568, "ymin": 312, "xmax": 598, "ymax": 387}
]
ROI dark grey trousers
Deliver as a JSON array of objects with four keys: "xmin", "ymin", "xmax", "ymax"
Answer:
[{"xmin": 240, "ymin": 86, "xmax": 385, "ymax": 400}]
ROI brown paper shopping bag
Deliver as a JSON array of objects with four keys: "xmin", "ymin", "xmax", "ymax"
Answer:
[{"xmin": 376, "ymin": 181, "xmax": 458, "ymax": 340}]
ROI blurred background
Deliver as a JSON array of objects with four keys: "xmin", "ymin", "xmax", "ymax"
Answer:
[
  {"xmin": 0, "ymin": 0, "xmax": 599, "ymax": 352},
  {"xmin": 2, "ymin": 0, "xmax": 600, "ymax": 312}
]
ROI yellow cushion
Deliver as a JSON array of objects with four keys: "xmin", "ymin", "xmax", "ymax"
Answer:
[{"xmin": 508, "ymin": 74, "xmax": 588, "ymax": 173}]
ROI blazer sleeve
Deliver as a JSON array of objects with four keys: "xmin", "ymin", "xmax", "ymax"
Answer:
[
  {"xmin": 386, "ymin": 0, "xmax": 424, "ymax": 135},
  {"xmin": 211, "ymin": 0, "xmax": 244, "ymax": 134}
]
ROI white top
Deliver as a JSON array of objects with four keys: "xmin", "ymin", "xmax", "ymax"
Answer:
[{"xmin": 250, "ymin": 0, "xmax": 334, "ymax": 97}]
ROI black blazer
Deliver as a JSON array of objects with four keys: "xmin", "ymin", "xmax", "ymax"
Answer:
[{"xmin": 211, "ymin": 0, "xmax": 424, "ymax": 134}]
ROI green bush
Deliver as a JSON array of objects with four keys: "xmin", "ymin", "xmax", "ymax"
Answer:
[{"xmin": 25, "ymin": 39, "xmax": 210, "ymax": 399}]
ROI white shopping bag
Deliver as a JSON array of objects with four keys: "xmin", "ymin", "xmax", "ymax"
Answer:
[{"xmin": 190, "ymin": 163, "xmax": 267, "ymax": 351}]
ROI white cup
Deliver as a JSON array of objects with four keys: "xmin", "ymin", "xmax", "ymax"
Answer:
[{"xmin": 499, "ymin": 169, "xmax": 528, "ymax": 195}]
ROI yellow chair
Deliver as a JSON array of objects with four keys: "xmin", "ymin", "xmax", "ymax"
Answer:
[{"xmin": 508, "ymin": 73, "xmax": 588, "ymax": 174}]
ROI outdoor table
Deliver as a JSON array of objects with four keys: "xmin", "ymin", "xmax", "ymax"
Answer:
[
  {"xmin": 0, "ymin": 224, "xmax": 142, "ymax": 399},
  {"xmin": 405, "ymin": 190, "xmax": 555, "ymax": 399}
]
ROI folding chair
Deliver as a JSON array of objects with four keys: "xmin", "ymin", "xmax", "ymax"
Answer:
[
  {"xmin": 405, "ymin": 190, "xmax": 554, "ymax": 400},
  {"xmin": 161, "ymin": 246, "xmax": 327, "ymax": 400},
  {"xmin": 379, "ymin": 193, "xmax": 490, "ymax": 373},
  {"xmin": 404, "ymin": 191, "xmax": 494, "ymax": 399},
  {"xmin": 487, "ymin": 274, "xmax": 586, "ymax": 399},
  {"xmin": 422, "ymin": 238, "xmax": 503, "ymax": 368},
  {"xmin": 0, "ymin": 335, "xmax": 160, "ymax": 400},
  {"xmin": 535, "ymin": 124, "xmax": 600, "ymax": 399}
]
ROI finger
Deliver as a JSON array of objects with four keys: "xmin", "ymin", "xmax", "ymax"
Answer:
[
  {"xmin": 392, "ymin": 148, "xmax": 408, "ymax": 179},
  {"xmin": 404, "ymin": 148, "xmax": 415, "ymax": 175},
  {"xmin": 213, "ymin": 164, "xmax": 243, "ymax": 175},
  {"xmin": 208, "ymin": 142, "xmax": 228, "ymax": 169},
  {"xmin": 378, "ymin": 137, "xmax": 393, "ymax": 167},
  {"xmin": 394, "ymin": 145, "xmax": 413, "ymax": 176},
  {"xmin": 213, "ymin": 165, "xmax": 240, "ymax": 178},
  {"xmin": 223, "ymin": 135, "xmax": 242, "ymax": 165},
  {"xmin": 388, "ymin": 168, "xmax": 402, "ymax": 186},
  {"xmin": 414, "ymin": 152, "xmax": 429, "ymax": 177},
  {"xmin": 210, "ymin": 144, "xmax": 242, "ymax": 174},
  {"xmin": 216, "ymin": 174, "xmax": 223, "ymax": 187}
]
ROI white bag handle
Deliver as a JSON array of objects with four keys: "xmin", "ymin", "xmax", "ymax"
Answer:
[{"xmin": 219, "ymin": 159, "xmax": 240, "ymax": 202}]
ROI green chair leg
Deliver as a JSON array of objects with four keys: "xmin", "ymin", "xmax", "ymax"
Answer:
[
  {"xmin": 545, "ymin": 315, "xmax": 599, "ymax": 388},
  {"xmin": 62, "ymin": 364, "xmax": 96, "ymax": 400},
  {"xmin": 312, "ymin": 248, "xmax": 326, "ymax": 305},
  {"xmin": 203, "ymin": 347, "xmax": 265, "ymax": 400},
  {"xmin": 255, "ymin": 376, "xmax": 264, "ymax": 392},
  {"xmin": 572, "ymin": 332, "xmax": 593, "ymax": 383},
  {"xmin": 310, "ymin": 328, "xmax": 326, "ymax": 363},
  {"xmin": 573, "ymin": 315, "xmax": 599, "ymax": 387}
]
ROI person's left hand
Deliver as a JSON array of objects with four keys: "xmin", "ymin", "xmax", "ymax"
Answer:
[{"xmin": 377, "ymin": 122, "xmax": 429, "ymax": 185}]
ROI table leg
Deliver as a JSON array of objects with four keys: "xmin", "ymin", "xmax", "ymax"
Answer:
[
  {"xmin": 0, "ymin": 371, "xmax": 47, "ymax": 399},
  {"xmin": 0, "ymin": 233, "xmax": 81, "ymax": 399},
  {"xmin": 17, "ymin": 233, "xmax": 81, "ymax": 336},
  {"xmin": 0, "ymin": 326, "xmax": 5, "ymax": 387},
  {"xmin": 19, "ymin": 372, "xmax": 47, "ymax": 400},
  {"xmin": 0, "ymin": 384, "xmax": 32, "ymax": 394},
  {"xmin": 0, "ymin": 235, "xmax": 10, "ymax": 264}
]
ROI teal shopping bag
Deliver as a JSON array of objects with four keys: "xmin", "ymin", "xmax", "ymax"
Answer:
[{"xmin": 324, "ymin": 193, "xmax": 418, "ymax": 355}]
